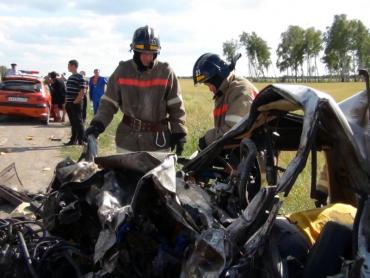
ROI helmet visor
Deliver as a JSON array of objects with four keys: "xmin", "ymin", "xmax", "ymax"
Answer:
[
  {"xmin": 193, "ymin": 67, "xmax": 209, "ymax": 85},
  {"xmin": 132, "ymin": 42, "xmax": 161, "ymax": 53}
]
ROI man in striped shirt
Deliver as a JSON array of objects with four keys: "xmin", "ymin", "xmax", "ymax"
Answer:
[{"xmin": 64, "ymin": 59, "xmax": 86, "ymax": 145}]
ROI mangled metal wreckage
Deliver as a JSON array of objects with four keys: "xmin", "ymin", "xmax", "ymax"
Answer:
[
  {"xmin": 183, "ymin": 83, "xmax": 370, "ymax": 277},
  {"xmin": 0, "ymin": 81, "xmax": 369, "ymax": 278}
]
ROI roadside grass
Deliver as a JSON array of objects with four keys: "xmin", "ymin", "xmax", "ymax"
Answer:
[{"xmin": 62, "ymin": 80, "xmax": 365, "ymax": 213}]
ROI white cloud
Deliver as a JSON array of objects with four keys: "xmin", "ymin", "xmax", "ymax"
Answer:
[
  {"xmin": 0, "ymin": 15, "xmax": 125, "ymax": 76},
  {"xmin": 0, "ymin": 0, "xmax": 369, "ymax": 77}
]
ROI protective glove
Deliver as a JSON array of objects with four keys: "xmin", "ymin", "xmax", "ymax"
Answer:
[
  {"xmin": 170, "ymin": 133, "xmax": 186, "ymax": 155},
  {"xmin": 198, "ymin": 136, "xmax": 207, "ymax": 150},
  {"xmin": 85, "ymin": 120, "xmax": 105, "ymax": 139}
]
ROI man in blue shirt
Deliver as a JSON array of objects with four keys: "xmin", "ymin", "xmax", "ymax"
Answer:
[{"xmin": 89, "ymin": 69, "xmax": 107, "ymax": 114}]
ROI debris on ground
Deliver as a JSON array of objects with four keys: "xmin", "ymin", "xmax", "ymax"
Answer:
[{"xmin": 49, "ymin": 135, "xmax": 62, "ymax": 141}]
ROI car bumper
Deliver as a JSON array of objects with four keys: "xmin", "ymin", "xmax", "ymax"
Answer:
[{"xmin": 0, "ymin": 102, "xmax": 49, "ymax": 118}]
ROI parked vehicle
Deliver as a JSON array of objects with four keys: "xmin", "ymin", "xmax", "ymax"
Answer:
[{"xmin": 0, "ymin": 73, "xmax": 51, "ymax": 124}]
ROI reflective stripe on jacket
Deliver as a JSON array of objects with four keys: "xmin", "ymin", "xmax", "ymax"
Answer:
[
  {"xmin": 92, "ymin": 59, "xmax": 187, "ymax": 152},
  {"xmin": 204, "ymin": 74, "xmax": 258, "ymax": 145}
]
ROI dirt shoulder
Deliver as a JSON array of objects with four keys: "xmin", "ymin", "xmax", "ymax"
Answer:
[{"xmin": 0, "ymin": 116, "xmax": 71, "ymax": 194}]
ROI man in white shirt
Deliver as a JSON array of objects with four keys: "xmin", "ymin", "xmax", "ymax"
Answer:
[{"xmin": 5, "ymin": 63, "xmax": 20, "ymax": 76}]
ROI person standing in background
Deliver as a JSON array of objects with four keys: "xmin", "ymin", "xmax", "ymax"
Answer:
[
  {"xmin": 5, "ymin": 63, "xmax": 20, "ymax": 76},
  {"xmin": 49, "ymin": 71, "xmax": 66, "ymax": 122},
  {"xmin": 57, "ymin": 73, "xmax": 67, "ymax": 122},
  {"xmin": 79, "ymin": 70, "xmax": 88, "ymax": 123},
  {"xmin": 64, "ymin": 60, "xmax": 86, "ymax": 146},
  {"xmin": 89, "ymin": 69, "xmax": 107, "ymax": 114}
]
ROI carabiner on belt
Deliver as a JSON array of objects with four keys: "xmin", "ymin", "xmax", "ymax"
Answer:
[{"xmin": 155, "ymin": 131, "xmax": 166, "ymax": 148}]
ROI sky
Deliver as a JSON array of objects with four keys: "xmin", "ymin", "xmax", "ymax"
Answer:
[{"xmin": 1, "ymin": 0, "xmax": 369, "ymax": 78}]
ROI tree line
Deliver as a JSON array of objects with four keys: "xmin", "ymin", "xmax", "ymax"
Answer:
[{"xmin": 223, "ymin": 14, "xmax": 370, "ymax": 82}]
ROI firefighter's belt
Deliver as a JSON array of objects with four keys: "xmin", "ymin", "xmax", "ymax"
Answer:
[{"xmin": 122, "ymin": 115, "xmax": 167, "ymax": 132}]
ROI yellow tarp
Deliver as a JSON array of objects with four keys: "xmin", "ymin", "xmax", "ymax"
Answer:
[{"xmin": 286, "ymin": 203, "xmax": 356, "ymax": 245}]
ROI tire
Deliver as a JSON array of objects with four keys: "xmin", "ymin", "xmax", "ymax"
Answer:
[{"xmin": 41, "ymin": 107, "xmax": 50, "ymax": 125}]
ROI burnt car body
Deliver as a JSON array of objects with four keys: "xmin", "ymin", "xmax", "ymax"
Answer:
[
  {"xmin": 0, "ymin": 82, "xmax": 369, "ymax": 278},
  {"xmin": 183, "ymin": 83, "xmax": 370, "ymax": 277}
]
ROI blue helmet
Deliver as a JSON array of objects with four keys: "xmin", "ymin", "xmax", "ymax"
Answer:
[
  {"xmin": 130, "ymin": 25, "xmax": 161, "ymax": 53},
  {"xmin": 193, "ymin": 53, "xmax": 237, "ymax": 87}
]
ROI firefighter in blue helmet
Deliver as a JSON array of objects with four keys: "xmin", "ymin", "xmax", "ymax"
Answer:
[{"xmin": 193, "ymin": 53, "xmax": 258, "ymax": 149}]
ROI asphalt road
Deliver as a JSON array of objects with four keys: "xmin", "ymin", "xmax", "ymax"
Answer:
[{"xmin": 0, "ymin": 115, "xmax": 70, "ymax": 197}]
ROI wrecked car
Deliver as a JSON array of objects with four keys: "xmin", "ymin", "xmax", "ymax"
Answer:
[
  {"xmin": 0, "ymin": 71, "xmax": 369, "ymax": 278},
  {"xmin": 182, "ymin": 72, "xmax": 370, "ymax": 277}
]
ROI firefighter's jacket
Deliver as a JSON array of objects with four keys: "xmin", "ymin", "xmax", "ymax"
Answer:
[
  {"xmin": 204, "ymin": 74, "xmax": 258, "ymax": 145},
  {"xmin": 92, "ymin": 59, "xmax": 187, "ymax": 152}
]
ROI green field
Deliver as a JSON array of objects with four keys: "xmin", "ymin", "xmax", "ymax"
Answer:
[{"xmin": 64, "ymin": 80, "xmax": 366, "ymax": 213}]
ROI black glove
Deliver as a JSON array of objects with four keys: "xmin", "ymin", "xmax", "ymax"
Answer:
[
  {"xmin": 170, "ymin": 133, "xmax": 186, "ymax": 155},
  {"xmin": 85, "ymin": 120, "xmax": 105, "ymax": 139},
  {"xmin": 198, "ymin": 136, "xmax": 207, "ymax": 150}
]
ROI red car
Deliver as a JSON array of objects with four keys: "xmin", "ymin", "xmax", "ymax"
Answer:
[{"xmin": 0, "ymin": 74, "xmax": 51, "ymax": 124}]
